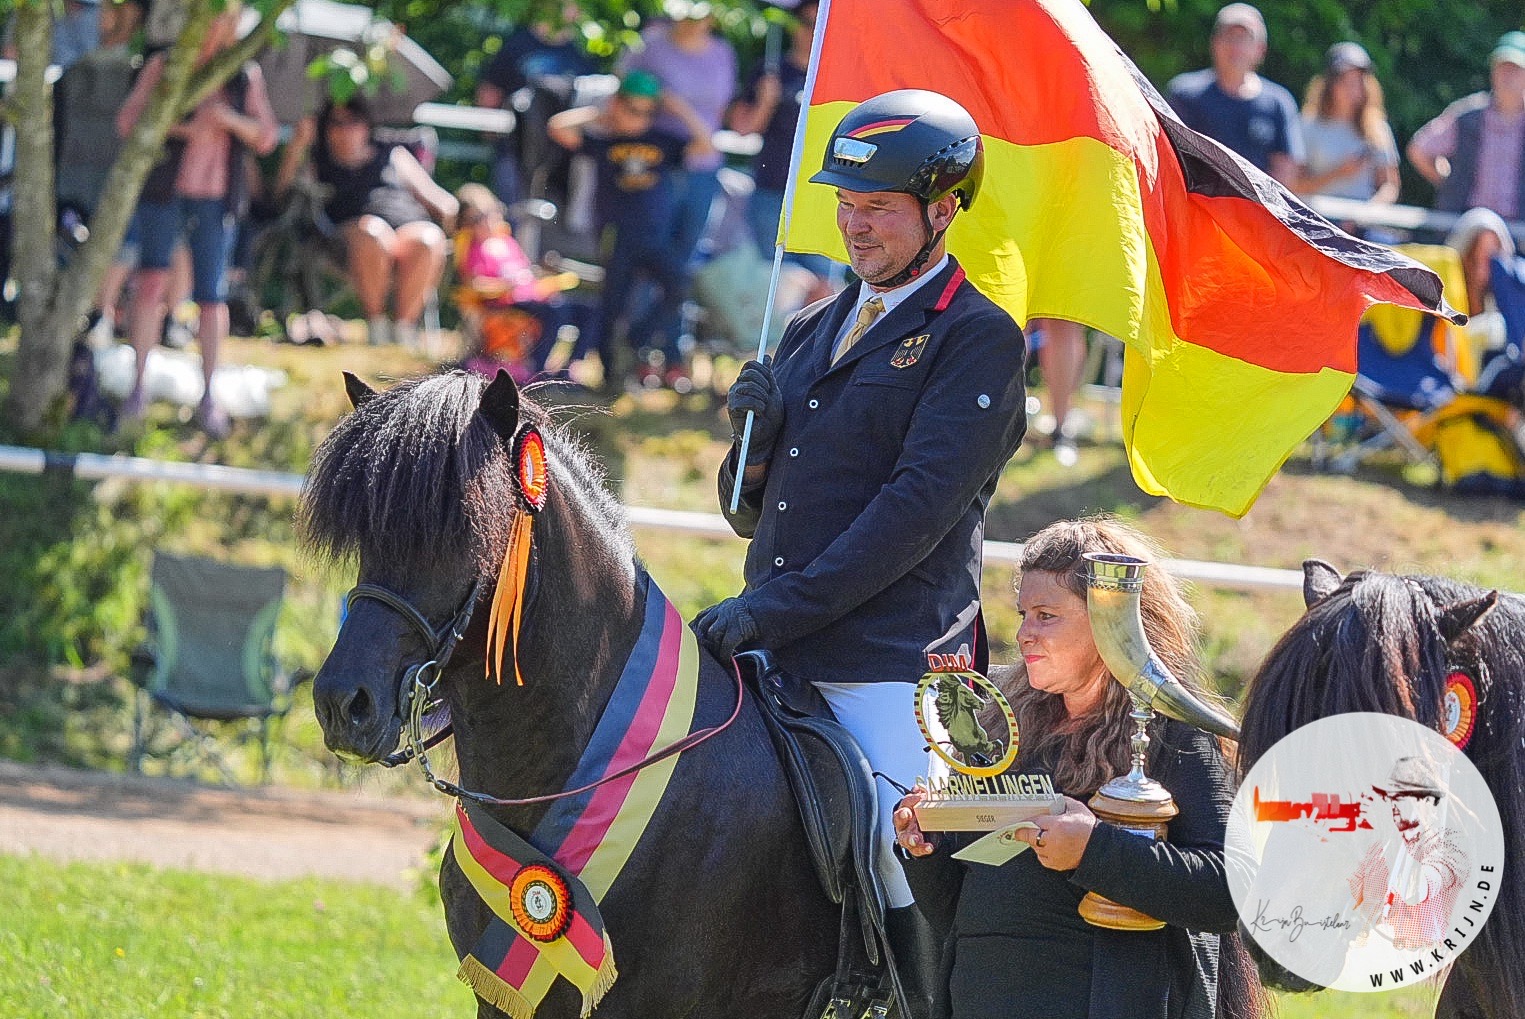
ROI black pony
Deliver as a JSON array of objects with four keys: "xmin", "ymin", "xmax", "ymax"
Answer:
[
  {"xmin": 300, "ymin": 371, "xmax": 838, "ymax": 1017},
  {"xmin": 1237, "ymin": 561, "xmax": 1525, "ymax": 1019}
]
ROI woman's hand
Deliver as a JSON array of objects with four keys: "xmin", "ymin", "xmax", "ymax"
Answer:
[
  {"xmin": 892, "ymin": 788, "xmax": 936, "ymax": 858},
  {"xmin": 1011, "ymin": 795, "xmax": 1096, "ymax": 871}
]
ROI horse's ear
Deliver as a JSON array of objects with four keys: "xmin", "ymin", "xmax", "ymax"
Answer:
[
  {"xmin": 478, "ymin": 369, "xmax": 520, "ymax": 442},
  {"xmin": 1302, "ymin": 559, "xmax": 1343, "ymax": 607},
  {"xmin": 1438, "ymin": 590, "xmax": 1499, "ymax": 643},
  {"xmin": 343, "ymin": 371, "xmax": 378, "ymax": 409}
]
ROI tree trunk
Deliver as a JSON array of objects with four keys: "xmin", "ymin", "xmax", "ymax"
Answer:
[
  {"xmin": 5, "ymin": 0, "xmax": 63, "ymax": 436},
  {"xmin": 2, "ymin": 0, "xmax": 290, "ymax": 437}
]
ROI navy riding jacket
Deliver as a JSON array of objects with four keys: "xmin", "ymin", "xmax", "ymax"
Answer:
[{"xmin": 718, "ymin": 257, "xmax": 1028, "ymax": 684}]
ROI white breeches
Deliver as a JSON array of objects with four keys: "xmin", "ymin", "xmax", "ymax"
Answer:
[{"xmin": 814, "ymin": 680, "xmax": 946, "ymax": 909}]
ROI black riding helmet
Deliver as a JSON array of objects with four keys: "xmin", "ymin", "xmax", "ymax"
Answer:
[
  {"xmin": 810, "ymin": 89, "xmax": 984, "ymax": 210},
  {"xmin": 811, "ymin": 89, "xmax": 983, "ymax": 285}
]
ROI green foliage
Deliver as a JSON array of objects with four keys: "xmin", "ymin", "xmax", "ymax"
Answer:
[{"xmin": 0, "ymin": 856, "xmax": 467, "ymax": 1018}]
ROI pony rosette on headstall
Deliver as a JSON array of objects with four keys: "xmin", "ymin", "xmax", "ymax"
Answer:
[
  {"xmin": 299, "ymin": 370, "xmax": 850, "ymax": 1019},
  {"xmin": 1236, "ymin": 561, "xmax": 1525, "ymax": 1019}
]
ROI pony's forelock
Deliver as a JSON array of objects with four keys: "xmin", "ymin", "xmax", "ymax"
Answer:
[{"xmin": 298, "ymin": 371, "xmax": 600, "ymax": 581}]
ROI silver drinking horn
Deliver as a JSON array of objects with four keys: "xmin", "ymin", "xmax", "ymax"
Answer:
[{"xmin": 1083, "ymin": 553, "xmax": 1241, "ymax": 741}]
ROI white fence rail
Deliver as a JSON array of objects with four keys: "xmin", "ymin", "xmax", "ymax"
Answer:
[{"xmin": 0, "ymin": 445, "xmax": 1306, "ymax": 593}]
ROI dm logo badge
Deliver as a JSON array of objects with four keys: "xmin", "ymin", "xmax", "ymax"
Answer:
[{"xmin": 891, "ymin": 334, "xmax": 930, "ymax": 369}]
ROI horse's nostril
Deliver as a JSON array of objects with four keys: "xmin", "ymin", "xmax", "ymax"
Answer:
[{"xmin": 346, "ymin": 687, "xmax": 373, "ymax": 727}]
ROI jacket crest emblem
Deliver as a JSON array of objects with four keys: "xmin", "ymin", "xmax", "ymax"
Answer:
[{"xmin": 890, "ymin": 334, "xmax": 930, "ymax": 369}]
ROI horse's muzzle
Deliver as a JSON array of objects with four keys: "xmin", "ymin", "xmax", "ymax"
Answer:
[{"xmin": 313, "ymin": 667, "xmax": 404, "ymax": 763}]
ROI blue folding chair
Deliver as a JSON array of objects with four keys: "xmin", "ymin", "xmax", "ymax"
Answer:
[{"xmin": 1316, "ymin": 244, "xmax": 1468, "ymax": 473}]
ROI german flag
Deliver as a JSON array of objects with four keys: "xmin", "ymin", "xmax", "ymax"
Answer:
[{"xmin": 783, "ymin": 0, "xmax": 1462, "ymax": 517}]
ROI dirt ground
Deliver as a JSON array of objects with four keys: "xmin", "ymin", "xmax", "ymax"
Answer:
[{"xmin": 0, "ymin": 759, "xmax": 449, "ymax": 890}]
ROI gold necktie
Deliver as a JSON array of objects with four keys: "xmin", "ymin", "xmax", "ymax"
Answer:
[{"xmin": 832, "ymin": 296, "xmax": 886, "ymax": 365}]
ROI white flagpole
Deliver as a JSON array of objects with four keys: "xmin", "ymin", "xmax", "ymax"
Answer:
[{"xmin": 729, "ymin": 0, "xmax": 834, "ymax": 514}]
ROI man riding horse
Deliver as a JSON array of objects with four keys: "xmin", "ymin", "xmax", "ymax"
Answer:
[{"xmin": 694, "ymin": 88, "xmax": 1029, "ymax": 1015}]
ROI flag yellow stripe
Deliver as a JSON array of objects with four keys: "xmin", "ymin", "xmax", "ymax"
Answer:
[
  {"xmin": 576, "ymin": 623, "xmax": 701, "ymax": 900},
  {"xmin": 1120, "ymin": 341, "xmax": 1355, "ymax": 514},
  {"xmin": 787, "ymin": 114, "xmax": 1353, "ymax": 516}
]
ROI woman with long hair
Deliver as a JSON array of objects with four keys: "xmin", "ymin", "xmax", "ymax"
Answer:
[
  {"xmin": 894, "ymin": 517, "xmax": 1263, "ymax": 1019},
  {"xmin": 1298, "ymin": 42, "xmax": 1400, "ymax": 204}
]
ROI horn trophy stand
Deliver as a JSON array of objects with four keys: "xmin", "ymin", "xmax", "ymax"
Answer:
[{"xmin": 1080, "ymin": 553, "xmax": 1241, "ymax": 931}]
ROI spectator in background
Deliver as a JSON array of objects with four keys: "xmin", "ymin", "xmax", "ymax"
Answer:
[
  {"xmin": 115, "ymin": 2, "xmax": 278, "ymax": 436},
  {"xmin": 474, "ymin": 2, "xmax": 596, "ymax": 207},
  {"xmin": 1299, "ymin": 42, "xmax": 1400, "ymax": 206},
  {"xmin": 548, "ymin": 70, "xmax": 715, "ymax": 390},
  {"xmin": 4, "ymin": 0, "xmax": 100, "ymax": 72},
  {"xmin": 727, "ymin": 0, "xmax": 834, "ymax": 301},
  {"xmin": 1028, "ymin": 319, "xmax": 1087, "ymax": 467},
  {"xmin": 275, "ymin": 94, "xmax": 459, "ymax": 349},
  {"xmin": 1409, "ymin": 31, "xmax": 1525, "ymax": 315},
  {"xmin": 454, "ymin": 182, "xmax": 583, "ymax": 382},
  {"xmin": 54, "ymin": 0, "xmax": 148, "ymax": 343},
  {"xmin": 619, "ymin": 0, "xmax": 737, "ymax": 267},
  {"xmin": 1165, "ymin": 3, "xmax": 1304, "ymax": 189}
]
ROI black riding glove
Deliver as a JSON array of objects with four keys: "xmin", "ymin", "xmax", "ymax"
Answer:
[
  {"xmin": 692, "ymin": 597, "xmax": 761, "ymax": 662},
  {"xmin": 727, "ymin": 358, "xmax": 784, "ymax": 465}
]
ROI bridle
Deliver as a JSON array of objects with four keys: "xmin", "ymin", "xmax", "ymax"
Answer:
[
  {"xmin": 342, "ymin": 574, "xmax": 745, "ymax": 810},
  {"xmin": 347, "ymin": 577, "xmax": 485, "ymax": 772}
]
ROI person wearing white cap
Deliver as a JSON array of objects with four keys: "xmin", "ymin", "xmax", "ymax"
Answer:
[
  {"xmin": 1409, "ymin": 32, "xmax": 1525, "ymax": 223},
  {"xmin": 1164, "ymin": 3, "xmax": 1305, "ymax": 189},
  {"xmin": 1409, "ymin": 32, "xmax": 1525, "ymax": 318}
]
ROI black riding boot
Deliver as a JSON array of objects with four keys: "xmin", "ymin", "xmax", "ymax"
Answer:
[{"xmin": 884, "ymin": 904, "xmax": 943, "ymax": 1019}]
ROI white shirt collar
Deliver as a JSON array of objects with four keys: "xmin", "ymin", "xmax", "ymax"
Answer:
[{"xmin": 836, "ymin": 254, "xmax": 951, "ymax": 345}]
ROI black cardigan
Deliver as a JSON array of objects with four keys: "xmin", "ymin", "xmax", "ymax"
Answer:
[{"xmin": 904, "ymin": 718, "xmax": 1241, "ymax": 1019}]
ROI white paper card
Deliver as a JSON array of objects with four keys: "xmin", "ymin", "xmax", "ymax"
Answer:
[{"xmin": 952, "ymin": 820, "xmax": 1043, "ymax": 866}]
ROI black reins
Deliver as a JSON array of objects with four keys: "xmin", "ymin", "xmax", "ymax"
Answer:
[{"xmin": 344, "ymin": 572, "xmax": 745, "ymax": 806}]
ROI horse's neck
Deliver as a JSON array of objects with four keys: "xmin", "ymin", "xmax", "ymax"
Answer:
[{"xmin": 450, "ymin": 470, "xmax": 645, "ymax": 824}]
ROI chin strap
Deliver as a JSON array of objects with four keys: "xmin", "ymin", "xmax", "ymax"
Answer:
[{"xmin": 868, "ymin": 203, "xmax": 947, "ymax": 290}]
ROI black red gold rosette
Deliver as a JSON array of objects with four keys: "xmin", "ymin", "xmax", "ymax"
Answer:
[
  {"xmin": 515, "ymin": 428, "xmax": 550, "ymax": 514},
  {"xmin": 509, "ymin": 863, "xmax": 573, "ymax": 942},
  {"xmin": 1442, "ymin": 670, "xmax": 1478, "ymax": 749}
]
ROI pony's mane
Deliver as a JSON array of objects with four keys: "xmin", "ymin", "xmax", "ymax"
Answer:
[
  {"xmin": 299, "ymin": 372, "xmax": 631, "ymax": 579},
  {"xmin": 1239, "ymin": 568, "xmax": 1525, "ymax": 1017}
]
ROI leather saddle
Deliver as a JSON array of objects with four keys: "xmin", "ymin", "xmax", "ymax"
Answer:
[{"xmin": 734, "ymin": 650, "xmax": 907, "ymax": 1019}]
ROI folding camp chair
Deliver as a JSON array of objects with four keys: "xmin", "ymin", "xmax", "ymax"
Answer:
[
  {"xmin": 1314, "ymin": 244, "xmax": 1471, "ymax": 473},
  {"xmin": 128, "ymin": 553, "xmax": 309, "ymax": 784}
]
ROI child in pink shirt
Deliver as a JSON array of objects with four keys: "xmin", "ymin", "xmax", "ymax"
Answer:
[{"xmin": 455, "ymin": 184, "xmax": 580, "ymax": 382}]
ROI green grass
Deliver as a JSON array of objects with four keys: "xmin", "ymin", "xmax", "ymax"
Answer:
[
  {"xmin": 1273, "ymin": 986, "xmax": 1442, "ymax": 1018},
  {"xmin": 0, "ymin": 853, "xmax": 1448, "ymax": 1018},
  {"xmin": 0, "ymin": 854, "xmax": 470, "ymax": 1018}
]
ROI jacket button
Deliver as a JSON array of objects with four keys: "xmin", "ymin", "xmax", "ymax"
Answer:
[
  {"xmin": 774, "ymin": 557, "xmax": 785, "ymax": 567},
  {"xmin": 789, "ymin": 447, "xmax": 799, "ymax": 457},
  {"xmin": 778, "ymin": 501, "xmax": 788, "ymax": 511},
  {"xmin": 977, "ymin": 394, "xmax": 991, "ymax": 409},
  {"xmin": 808, "ymin": 399, "xmax": 819, "ymax": 409}
]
